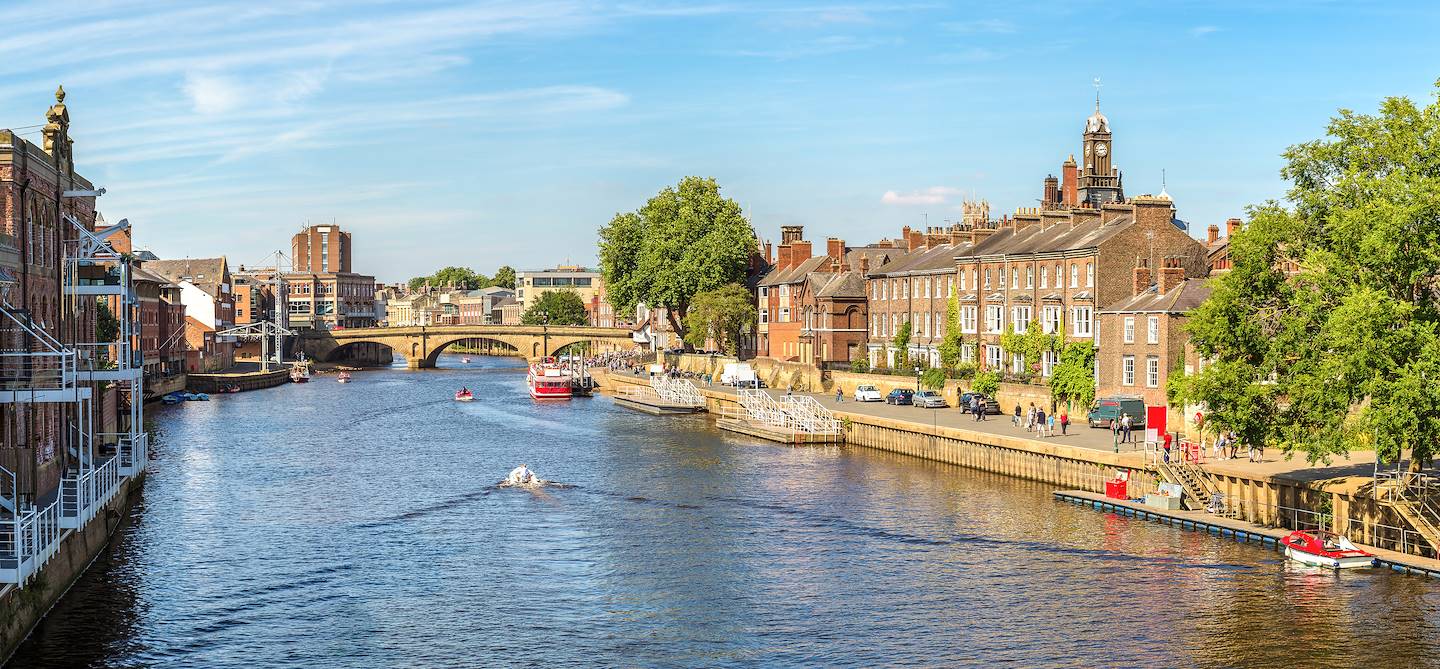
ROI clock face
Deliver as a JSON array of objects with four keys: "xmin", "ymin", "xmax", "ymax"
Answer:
[{"xmin": 1095, "ymin": 142, "xmax": 1108, "ymax": 157}]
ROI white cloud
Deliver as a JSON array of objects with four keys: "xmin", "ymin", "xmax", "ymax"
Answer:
[
  {"xmin": 881, "ymin": 186, "xmax": 961, "ymax": 205},
  {"xmin": 182, "ymin": 73, "xmax": 245, "ymax": 115},
  {"xmin": 942, "ymin": 19, "xmax": 1015, "ymax": 34},
  {"xmin": 1191, "ymin": 25, "xmax": 1221, "ymax": 36}
]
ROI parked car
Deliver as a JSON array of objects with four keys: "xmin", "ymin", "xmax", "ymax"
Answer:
[
  {"xmin": 1087, "ymin": 396, "xmax": 1147, "ymax": 429},
  {"xmin": 853, "ymin": 384, "xmax": 883, "ymax": 402},
  {"xmin": 913, "ymin": 390, "xmax": 948, "ymax": 408},
  {"xmin": 885, "ymin": 388, "xmax": 915, "ymax": 405},
  {"xmin": 958, "ymin": 392, "xmax": 1002, "ymax": 414}
]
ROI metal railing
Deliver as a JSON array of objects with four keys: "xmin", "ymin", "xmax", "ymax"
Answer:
[
  {"xmin": 734, "ymin": 389, "xmax": 841, "ymax": 435},
  {"xmin": 58, "ymin": 455, "xmax": 123, "ymax": 530},
  {"xmin": 0, "ymin": 500, "xmax": 63, "ymax": 587},
  {"xmin": 0, "ymin": 304, "xmax": 78, "ymax": 395},
  {"xmin": 779, "ymin": 395, "xmax": 842, "ymax": 434},
  {"xmin": 650, "ymin": 376, "xmax": 704, "ymax": 407}
]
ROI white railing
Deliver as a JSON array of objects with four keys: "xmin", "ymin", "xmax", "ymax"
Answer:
[
  {"xmin": 115, "ymin": 432, "xmax": 149, "ymax": 476},
  {"xmin": 59, "ymin": 455, "xmax": 123, "ymax": 530},
  {"xmin": 650, "ymin": 376, "xmax": 704, "ymax": 407},
  {"xmin": 779, "ymin": 395, "xmax": 842, "ymax": 434},
  {"xmin": 738, "ymin": 388, "xmax": 796, "ymax": 430},
  {"xmin": 0, "ymin": 500, "xmax": 63, "ymax": 587},
  {"xmin": 0, "ymin": 304, "xmax": 78, "ymax": 397}
]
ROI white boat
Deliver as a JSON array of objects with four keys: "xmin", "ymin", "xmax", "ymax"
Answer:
[
  {"xmin": 337, "ymin": 372, "xmax": 352, "ymax": 384},
  {"xmin": 1281, "ymin": 530, "xmax": 1376, "ymax": 569},
  {"xmin": 455, "ymin": 389, "xmax": 474, "ymax": 402}
]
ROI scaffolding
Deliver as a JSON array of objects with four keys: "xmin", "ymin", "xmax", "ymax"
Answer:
[{"xmin": 0, "ymin": 215, "xmax": 147, "ymax": 587}]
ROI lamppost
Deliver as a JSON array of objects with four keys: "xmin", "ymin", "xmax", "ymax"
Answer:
[
  {"xmin": 541, "ymin": 311, "xmax": 549, "ymax": 358},
  {"xmin": 913, "ymin": 364, "xmax": 921, "ymax": 392}
]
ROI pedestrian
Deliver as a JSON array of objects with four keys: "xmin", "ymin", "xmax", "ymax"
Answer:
[
  {"xmin": 1163, "ymin": 432, "xmax": 1172, "ymax": 463},
  {"xmin": 1026, "ymin": 403, "xmax": 1036, "ymax": 432},
  {"xmin": 1013, "ymin": 404, "xmax": 1022, "ymax": 427},
  {"xmin": 1229, "ymin": 431, "xmax": 1240, "ymax": 460},
  {"xmin": 1048, "ymin": 413, "xmax": 1057, "ymax": 438},
  {"xmin": 978, "ymin": 398, "xmax": 988, "ymax": 420},
  {"xmin": 970, "ymin": 396, "xmax": 980, "ymax": 421},
  {"xmin": 1036, "ymin": 407, "xmax": 1047, "ymax": 437},
  {"xmin": 1213, "ymin": 432, "xmax": 1227, "ymax": 461},
  {"xmin": 1121, "ymin": 413, "xmax": 1132, "ymax": 444},
  {"xmin": 1059, "ymin": 409, "xmax": 1069, "ymax": 436},
  {"xmin": 835, "ymin": 387, "xmax": 843, "ymax": 403}
]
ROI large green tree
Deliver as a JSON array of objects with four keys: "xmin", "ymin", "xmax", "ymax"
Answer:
[
  {"xmin": 409, "ymin": 266, "xmax": 487, "ymax": 291},
  {"xmin": 490, "ymin": 265, "xmax": 516, "ymax": 289},
  {"xmin": 682, "ymin": 283, "xmax": 756, "ymax": 355},
  {"xmin": 598, "ymin": 176, "xmax": 757, "ymax": 340},
  {"xmin": 1049, "ymin": 341, "xmax": 1096, "ymax": 412},
  {"xmin": 1174, "ymin": 82, "xmax": 1440, "ymax": 467},
  {"xmin": 521, "ymin": 289, "xmax": 588, "ymax": 326},
  {"xmin": 937, "ymin": 290, "xmax": 965, "ymax": 370}
]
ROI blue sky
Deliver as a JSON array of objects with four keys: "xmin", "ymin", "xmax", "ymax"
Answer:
[{"xmin": 4, "ymin": 1, "xmax": 1439, "ymax": 282}]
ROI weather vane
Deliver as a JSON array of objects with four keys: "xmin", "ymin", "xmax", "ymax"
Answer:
[{"xmin": 1093, "ymin": 77, "xmax": 1102, "ymax": 110}]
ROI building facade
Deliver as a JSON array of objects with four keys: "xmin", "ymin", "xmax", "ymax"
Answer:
[
  {"xmin": 515, "ymin": 265, "xmax": 603, "ymax": 317},
  {"xmin": 145, "ymin": 257, "xmax": 237, "ymax": 371},
  {"xmin": 1096, "ymin": 265, "xmax": 1210, "ymax": 411}
]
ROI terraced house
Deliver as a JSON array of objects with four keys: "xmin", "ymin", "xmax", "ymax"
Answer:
[
  {"xmin": 864, "ymin": 223, "xmax": 975, "ymax": 370},
  {"xmin": 757, "ymin": 226, "xmax": 893, "ymax": 365}
]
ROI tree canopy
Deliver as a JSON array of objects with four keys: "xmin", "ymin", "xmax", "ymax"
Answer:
[
  {"xmin": 598, "ymin": 176, "xmax": 757, "ymax": 338},
  {"xmin": 521, "ymin": 289, "xmax": 588, "ymax": 326},
  {"xmin": 1173, "ymin": 81, "xmax": 1440, "ymax": 466},
  {"xmin": 1049, "ymin": 341, "xmax": 1095, "ymax": 412},
  {"xmin": 998, "ymin": 320, "xmax": 1057, "ymax": 379},
  {"xmin": 682, "ymin": 283, "xmax": 756, "ymax": 355},
  {"xmin": 937, "ymin": 291, "xmax": 964, "ymax": 370},
  {"xmin": 407, "ymin": 265, "xmax": 517, "ymax": 292},
  {"xmin": 491, "ymin": 265, "xmax": 516, "ymax": 290}
]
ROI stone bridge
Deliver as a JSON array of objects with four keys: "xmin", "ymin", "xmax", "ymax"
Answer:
[{"xmin": 295, "ymin": 324, "xmax": 635, "ymax": 368}]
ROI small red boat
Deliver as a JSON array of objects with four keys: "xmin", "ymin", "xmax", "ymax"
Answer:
[
  {"xmin": 1281, "ymin": 530, "xmax": 1375, "ymax": 569},
  {"xmin": 527, "ymin": 358, "xmax": 572, "ymax": 400},
  {"xmin": 337, "ymin": 372, "xmax": 352, "ymax": 384},
  {"xmin": 454, "ymin": 388, "xmax": 474, "ymax": 402}
]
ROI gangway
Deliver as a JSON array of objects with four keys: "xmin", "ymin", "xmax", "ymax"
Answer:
[
  {"xmin": 718, "ymin": 389, "xmax": 843, "ymax": 444},
  {"xmin": 613, "ymin": 376, "xmax": 705, "ymax": 415}
]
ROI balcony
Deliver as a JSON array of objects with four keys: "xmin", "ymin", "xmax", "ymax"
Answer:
[{"xmin": 63, "ymin": 265, "xmax": 127, "ymax": 296}]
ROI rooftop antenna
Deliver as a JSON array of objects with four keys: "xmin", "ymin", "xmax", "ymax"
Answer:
[{"xmin": 1093, "ymin": 77, "xmax": 1102, "ymax": 111}]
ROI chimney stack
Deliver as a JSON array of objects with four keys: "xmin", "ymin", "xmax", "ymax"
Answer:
[
  {"xmin": 907, "ymin": 230, "xmax": 924, "ymax": 251},
  {"xmin": 781, "ymin": 225, "xmax": 804, "ymax": 244},
  {"xmin": 859, "ymin": 255, "xmax": 870, "ymax": 273},
  {"xmin": 791, "ymin": 240, "xmax": 813, "ymax": 266},
  {"xmin": 1132, "ymin": 257, "xmax": 1151, "ymax": 296},
  {"xmin": 826, "ymin": 237, "xmax": 845, "ymax": 260},
  {"xmin": 1062, "ymin": 155, "xmax": 1078, "ymax": 207},
  {"xmin": 1207, "ymin": 224, "xmax": 1220, "ymax": 244},
  {"xmin": 1158, "ymin": 256, "xmax": 1186, "ymax": 295},
  {"xmin": 777, "ymin": 244, "xmax": 793, "ymax": 270},
  {"xmin": 764, "ymin": 241, "xmax": 773, "ymax": 265},
  {"xmin": 1042, "ymin": 174, "xmax": 1059, "ymax": 207},
  {"xmin": 1226, "ymin": 217, "xmax": 1242, "ymax": 238}
]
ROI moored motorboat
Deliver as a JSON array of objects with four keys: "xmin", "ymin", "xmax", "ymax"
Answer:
[
  {"xmin": 454, "ymin": 388, "xmax": 474, "ymax": 402},
  {"xmin": 291, "ymin": 366, "xmax": 311, "ymax": 383},
  {"xmin": 528, "ymin": 357, "xmax": 572, "ymax": 400},
  {"xmin": 1281, "ymin": 530, "xmax": 1376, "ymax": 569},
  {"xmin": 161, "ymin": 392, "xmax": 184, "ymax": 405},
  {"xmin": 337, "ymin": 372, "xmax": 352, "ymax": 384}
]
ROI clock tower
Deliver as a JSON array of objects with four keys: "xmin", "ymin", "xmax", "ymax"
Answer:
[{"xmin": 1077, "ymin": 97, "xmax": 1124, "ymax": 207}]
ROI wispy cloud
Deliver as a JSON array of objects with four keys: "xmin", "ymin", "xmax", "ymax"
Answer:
[
  {"xmin": 733, "ymin": 34, "xmax": 895, "ymax": 59},
  {"xmin": 942, "ymin": 19, "xmax": 1015, "ymax": 34},
  {"xmin": 1191, "ymin": 25, "xmax": 1221, "ymax": 36},
  {"xmin": 881, "ymin": 186, "xmax": 961, "ymax": 206}
]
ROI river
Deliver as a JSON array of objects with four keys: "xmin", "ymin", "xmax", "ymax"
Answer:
[{"xmin": 9, "ymin": 355, "xmax": 1440, "ymax": 667}]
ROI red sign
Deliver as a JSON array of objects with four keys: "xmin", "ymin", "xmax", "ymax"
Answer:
[{"xmin": 1145, "ymin": 405, "xmax": 1168, "ymax": 443}]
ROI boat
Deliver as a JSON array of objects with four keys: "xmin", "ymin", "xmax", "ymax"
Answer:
[
  {"xmin": 462, "ymin": 357, "xmax": 472, "ymax": 364},
  {"xmin": 161, "ymin": 392, "xmax": 184, "ymax": 405},
  {"xmin": 527, "ymin": 357, "xmax": 573, "ymax": 400},
  {"xmin": 454, "ymin": 388, "xmax": 474, "ymax": 402},
  {"xmin": 337, "ymin": 372, "xmax": 352, "ymax": 384},
  {"xmin": 182, "ymin": 392, "xmax": 209, "ymax": 401},
  {"xmin": 1281, "ymin": 530, "xmax": 1376, "ymax": 569},
  {"xmin": 223, "ymin": 385, "xmax": 241, "ymax": 393},
  {"xmin": 291, "ymin": 366, "xmax": 311, "ymax": 383}
]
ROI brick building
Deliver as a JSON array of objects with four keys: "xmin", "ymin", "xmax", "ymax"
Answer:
[
  {"xmin": 864, "ymin": 222, "xmax": 971, "ymax": 370},
  {"xmin": 1096, "ymin": 260, "xmax": 1211, "ymax": 411},
  {"xmin": 146, "ymin": 257, "xmax": 236, "ymax": 372},
  {"xmin": 757, "ymin": 226, "xmax": 891, "ymax": 365},
  {"xmin": 284, "ymin": 224, "xmax": 375, "ymax": 330}
]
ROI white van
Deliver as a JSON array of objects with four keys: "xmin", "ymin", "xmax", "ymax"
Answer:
[{"xmin": 721, "ymin": 362, "xmax": 758, "ymax": 387}]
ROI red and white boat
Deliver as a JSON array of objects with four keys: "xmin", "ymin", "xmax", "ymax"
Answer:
[
  {"xmin": 528, "ymin": 358, "xmax": 572, "ymax": 400},
  {"xmin": 337, "ymin": 372, "xmax": 352, "ymax": 384},
  {"xmin": 1281, "ymin": 530, "xmax": 1376, "ymax": 569},
  {"xmin": 454, "ymin": 388, "xmax": 474, "ymax": 402}
]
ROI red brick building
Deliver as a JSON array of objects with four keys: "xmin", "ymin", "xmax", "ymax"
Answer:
[
  {"xmin": 756, "ymin": 226, "xmax": 891, "ymax": 365},
  {"xmin": 1096, "ymin": 262, "xmax": 1211, "ymax": 411}
]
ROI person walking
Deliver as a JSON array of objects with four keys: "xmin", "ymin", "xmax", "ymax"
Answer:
[
  {"xmin": 1026, "ymin": 403, "xmax": 1036, "ymax": 432},
  {"xmin": 1120, "ymin": 413, "xmax": 1132, "ymax": 444},
  {"xmin": 978, "ymin": 398, "xmax": 988, "ymax": 420},
  {"xmin": 1013, "ymin": 404, "xmax": 1022, "ymax": 428},
  {"xmin": 1036, "ymin": 407, "xmax": 1047, "ymax": 437},
  {"xmin": 1059, "ymin": 409, "xmax": 1069, "ymax": 436},
  {"xmin": 1048, "ymin": 413, "xmax": 1057, "ymax": 438},
  {"xmin": 971, "ymin": 396, "xmax": 980, "ymax": 421},
  {"xmin": 835, "ymin": 387, "xmax": 843, "ymax": 403}
]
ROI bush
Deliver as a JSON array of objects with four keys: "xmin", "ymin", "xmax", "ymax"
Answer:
[
  {"xmin": 921, "ymin": 368, "xmax": 947, "ymax": 390},
  {"xmin": 953, "ymin": 362, "xmax": 978, "ymax": 379},
  {"xmin": 850, "ymin": 357, "xmax": 870, "ymax": 374},
  {"xmin": 972, "ymin": 370, "xmax": 1001, "ymax": 396}
]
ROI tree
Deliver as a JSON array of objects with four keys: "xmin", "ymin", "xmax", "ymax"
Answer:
[
  {"xmin": 682, "ymin": 283, "xmax": 756, "ymax": 355},
  {"xmin": 598, "ymin": 176, "xmax": 757, "ymax": 342},
  {"xmin": 893, "ymin": 320, "xmax": 912, "ymax": 369},
  {"xmin": 921, "ymin": 368, "xmax": 947, "ymax": 390},
  {"xmin": 1049, "ymin": 341, "xmax": 1096, "ymax": 412},
  {"xmin": 407, "ymin": 276, "xmax": 427, "ymax": 292},
  {"xmin": 998, "ymin": 320, "xmax": 1055, "ymax": 380},
  {"xmin": 972, "ymin": 370, "xmax": 1001, "ymax": 396},
  {"xmin": 937, "ymin": 290, "xmax": 965, "ymax": 370},
  {"xmin": 490, "ymin": 265, "xmax": 516, "ymax": 289},
  {"xmin": 95, "ymin": 299, "xmax": 119, "ymax": 344},
  {"xmin": 430, "ymin": 266, "xmax": 485, "ymax": 290},
  {"xmin": 1177, "ymin": 82, "xmax": 1440, "ymax": 467},
  {"xmin": 521, "ymin": 289, "xmax": 588, "ymax": 326}
]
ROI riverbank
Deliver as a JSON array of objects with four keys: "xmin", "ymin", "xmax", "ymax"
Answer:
[
  {"xmin": 186, "ymin": 365, "xmax": 291, "ymax": 394},
  {"xmin": 592, "ymin": 368, "xmax": 1439, "ymax": 576}
]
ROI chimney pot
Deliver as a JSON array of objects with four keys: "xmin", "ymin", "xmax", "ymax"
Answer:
[
  {"xmin": 1157, "ymin": 256, "xmax": 1186, "ymax": 294},
  {"xmin": 1207, "ymin": 224, "xmax": 1220, "ymax": 244},
  {"xmin": 1226, "ymin": 217, "xmax": 1242, "ymax": 237}
]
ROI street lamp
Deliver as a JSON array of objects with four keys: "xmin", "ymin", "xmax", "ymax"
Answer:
[
  {"xmin": 540, "ymin": 311, "xmax": 549, "ymax": 358},
  {"xmin": 913, "ymin": 365, "xmax": 921, "ymax": 392}
]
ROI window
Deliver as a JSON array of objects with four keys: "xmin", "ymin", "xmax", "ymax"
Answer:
[
  {"xmin": 1042, "ymin": 305, "xmax": 1062, "ymax": 334},
  {"xmin": 961, "ymin": 306, "xmax": 977, "ymax": 333},
  {"xmin": 948, "ymin": 277, "xmax": 954, "ymax": 297},
  {"xmin": 924, "ymin": 277, "xmax": 931, "ymax": 298},
  {"xmin": 779, "ymin": 284, "xmax": 789, "ymax": 299},
  {"xmin": 1012, "ymin": 352, "xmax": 1025, "ymax": 374},
  {"xmin": 1086, "ymin": 262, "xmax": 1094, "ymax": 288},
  {"xmin": 1072, "ymin": 306, "xmax": 1093, "ymax": 337},
  {"xmin": 1010, "ymin": 267, "xmax": 1018, "ymax": 289},
  {"xmin": 1122, "ymin": 355, "xmax": 1135, "ymax": 386},
  {"xmin": 1000, "ymin": 268, "xmax": 1007, "ymax": 288},
  {"xmin": 1040, "ymin": 266, "xmax": 1048, "ymax": 288},
  {"xmin": 985, "ymin": 305, "xmax": 1003, "ymax": 333},
  {"xmin": 984, "ymin": 269, "xmax": 992, "ymax": 290},
  {"xmin": 1026, "ymin": 266, "xmax": 1034, "ymax": 289},
  {"xmin": 1148, "ymin": 316, "xmax": 1160, "ymax": 344},
  {"xmin": 780, "ymin": 307, "xmax": 790, "ymax": 322},
  {"xmin": 1123, "ymin": 317, "xmax": 1135, "ymax": 344},
  {"xmin": 986, "ymin": 345, "xmax": 1004, "ymax": 369},
  {"xmin": 959, "ymin": 270, "xmax": 966, "ymax": 291},
  {"xmin": 880, "ymin": 282, "xmax": 887, "ymax": 300},
  {"xmin": 1147, "ymin": 355, "xmax": 1160, "ymax": 388},
  {"xmin": 961, "ymin": 344, "xmax": 975, "ymax": 362},
  {"xmin": 1012, "ymin": 306, "xmax": 1031, "ymax": 333},
  {"xmin": 1070, "ymin": 263, "xmax": 1078, "ymax": 288},
  {"xmin": 1042, "ymin": 349, "xmax": 1058, "ymax": 377},
  {"xmin": 760, "ymin": 309, "xmax": 769, "ymax": 324},
  {"xmin": 760, "ymin": 286, "xmax": 769, "ymax": 300},
  {"xmin": 903, "ymin": 279, "xmax": 909, "ymax": 299},
  {"xmin": 1054, "ymin": 264, "xmax": 1062, "ymax": 287},
  {"xmin": 575, "ymin": 278, "xmax": 593, "ymax": 287},
  {"xmin": 924, "ymin": 312, "xmax": 932, "ymax": 338}
]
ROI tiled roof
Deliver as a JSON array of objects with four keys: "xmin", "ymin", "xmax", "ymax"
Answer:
[
  {"xmin": 814, "ymin": 272, "xmax": 867, "ymax": 299},
  {"xmin": 869, "ymin": 242, "xmax": 970, "ymax": 277},
  {"xmin": 758, "ymin": 254, "xmax": 833, "ymax": 286},
  {"xmin": 145, "ymin": 258, "xmax": 229, "ymax": 297},
  {"xmin": 961, "ymin": 215, "xmax": 1136, "ymax": 258},
  {"xmin": 1102, "ymin": 278, "xmax": 1211, "ymax": 314}
]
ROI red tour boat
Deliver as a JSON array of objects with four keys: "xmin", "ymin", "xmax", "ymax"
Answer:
[
  {"xmin": 454, "ymin": 388, "xmax": 474, "ymax": 402},
  {"xmin": 528, "ymin": 358, "xmax": 572, "ymax": 400},
  {"xmin": 1281, "ymin": 530, "xmax": 1376, "ymax": 569}
]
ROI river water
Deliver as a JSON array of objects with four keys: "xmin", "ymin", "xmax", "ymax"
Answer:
[{"xmin": 9, "ymin": 356, "xmax": 1440, "ymax": 668}]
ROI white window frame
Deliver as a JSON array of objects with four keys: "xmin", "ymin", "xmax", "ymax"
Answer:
[
  {"xmin": 760, "ymin": 309, "xmax": 769, "ymax": 324},
  {"xmin": 1072, "ymin": 306, "xmax": 1093, "ymax": 337},
  {"xmin": 1026, "ymin": 266, "xmax": 1034, "ymax": 289},
  {"xmin": 1042, "ymin": 305, "xmax": 1062, "ymax": 334},
  {"xmin": 985, "ymin": 305, "xmax": 1004, "ymax": 334},
  {"xmin": 1148, "ymin": 316, "xmax": 1160, "ymax": 344},
  {"xmin": 1147, "ymin": 355, "xmax": 1160, "ymax": 388},
  {"xmin": 1039, "ymin": 266, "xmax": 1048, "ymax": 289},
  {"xmin": 1086, "ymin": 262, "xmax": 1094, "ymax": 288},
  {"xmin": 985, "ymin": 344, "xmax": 1004, "ymax": 369},
  {"xmin": 1123, "ymin": 316, "xmax": 1135, "ymax": 344},
  {"xmin": 780, "ymin": 307, "xmax": 790, "ymax": 323},
  {"xmin": 1122, "ymin": 355, "xmax": 1135, "ymax": 386},
  {"xmin": 1012, "ymin": 306, "xmax": 1031, "ymax": 333},
  {"xmin": 1070, "ymin": 263, "xmax": 1078, "ymax": 288},
  {"xmin": 961, "ymin": 306, "xmax": 978, "ymax": 334}
]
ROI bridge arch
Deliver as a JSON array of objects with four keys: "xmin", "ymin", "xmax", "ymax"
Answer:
[{"xmin": 420, "ymin": 336, "xmax": 524, "ymax": 368}]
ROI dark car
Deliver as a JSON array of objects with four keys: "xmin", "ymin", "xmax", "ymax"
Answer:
[
  {"xmin": 886, "ymin": 389, "xmax": 915, "ymax": 405},
  {"xmin": 958, "ymin": 392, "xmax": 1002, "ymax": 414},
  {"xmin": 1087, "ymin": 397, "xmax": 1147, "ymax": 429}
]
